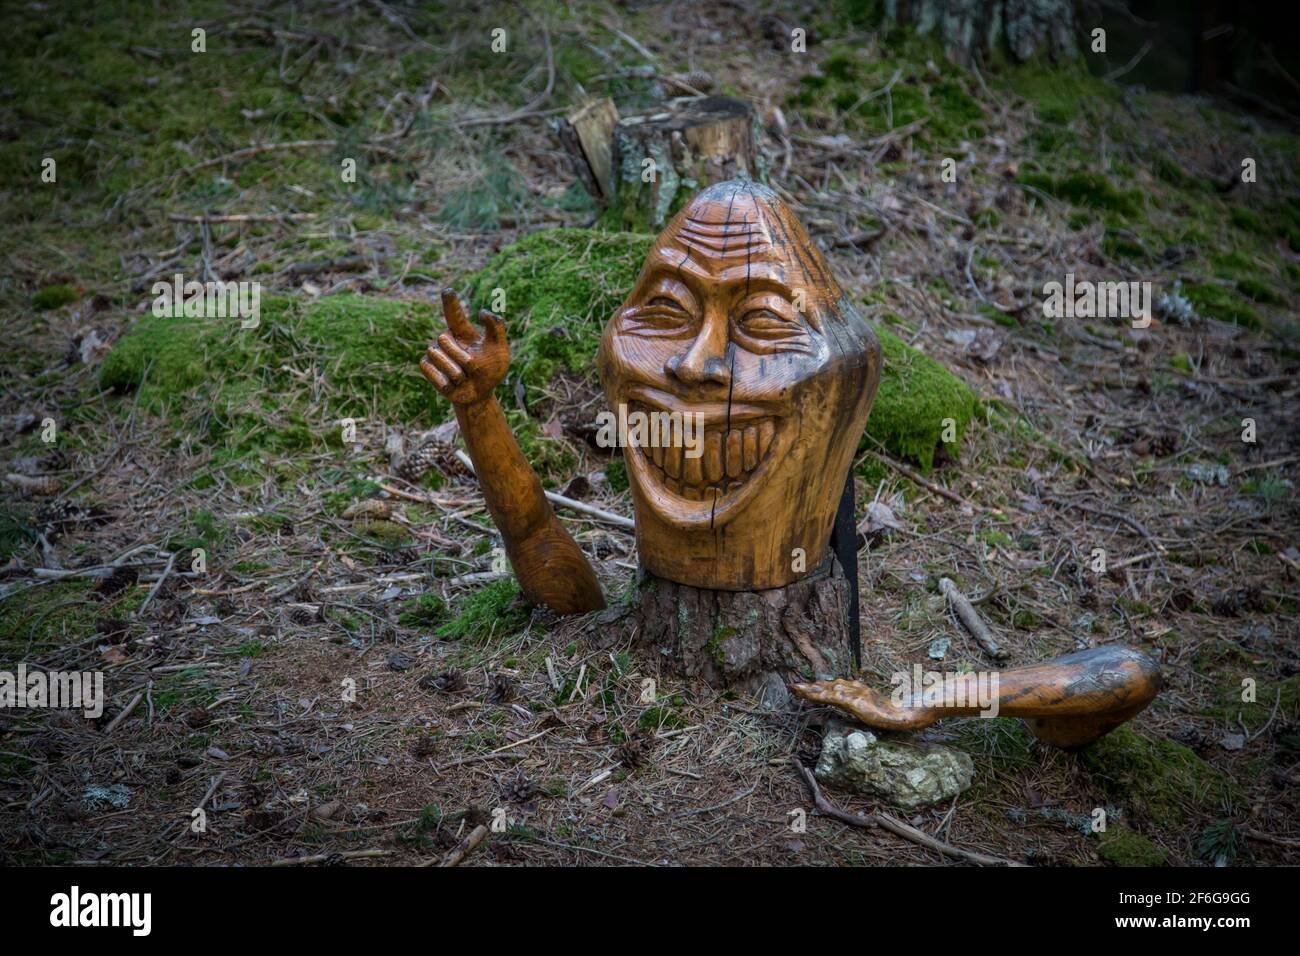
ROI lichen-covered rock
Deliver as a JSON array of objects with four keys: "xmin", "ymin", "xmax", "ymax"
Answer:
[{"xmin": 815, "ymin": 725, "xmax": 974, "ymax": 810}]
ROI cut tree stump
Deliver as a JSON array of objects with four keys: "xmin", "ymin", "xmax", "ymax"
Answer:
[
  {"xmin": 635, "ymin": 553, "xmax": 856, "ymax": 709},
  {"xmin": 603, "ymin": 95, "xmax": 764, "ymax": 232}
]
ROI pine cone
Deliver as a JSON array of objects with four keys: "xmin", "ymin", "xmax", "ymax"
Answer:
[
  {"xmin": 396, "ymin": 439, "xmax": 468, "ymax": 482},
  {"xmin": 617, "ymin": 730, "xmax": 650, "ymax": 770},
  {"xmin": 418, "ymin": 668, "xmax": 466, "ymax": 693},
  {"xmin": 502, "ymin": 770, "xmax": 537, "ymax": 804},
  {"xmin": 485, "ymin": 672, "xmax": 516, "ymax": 703},
  {"xmin": 95, "ymin": 565, "xmax": 138, "ymax": 597}
]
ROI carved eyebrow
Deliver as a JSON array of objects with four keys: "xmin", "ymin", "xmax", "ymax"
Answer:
[{"xmin": 643, "ymin": 253, "xmax": 796, "ymax": 301}]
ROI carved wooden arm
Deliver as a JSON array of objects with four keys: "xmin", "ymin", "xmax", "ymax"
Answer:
[
  {"xmin": 419, "ymin": 290, "xmax": 605, "ymax": 615},
  {"xmin": 792, "ymin": 646, "xmax": 1161, "ymax": 749}
]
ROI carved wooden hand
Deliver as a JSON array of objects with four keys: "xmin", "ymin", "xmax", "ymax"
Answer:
[
  {"xmin": 792, "ymin": 646, "xmax": 1161, "ymax": 749},
  {"xmin": 419, "ymin": 290, "xmax": 510, "ymax": 406},
  {"xmin": 419, "ymin": 289, "xmax": 604, "ymax": 616}
]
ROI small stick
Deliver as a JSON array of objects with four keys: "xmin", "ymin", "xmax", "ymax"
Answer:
[
  {"xmin": 1240, "ymin": 827, "xmax": 1300, "ymax": 848},
  {"xmin": 103, "ymin": 690, "xmax": 144, "ymax": 735},
  {"xmin": 434, "ymin": 823, "xmax": 490, "ymax": 867},
  {"xmin": 167, "ymin": 213, "xmax": 317, "ymax": 224},
  {"xmin": 939, "ymin": 577, "xmax": 1008, "ymax": 661},
  {"xmin": 867, "ymin": 451, "xmax": 974, "ymax": 509},
  {"xmin": 270, "ymin": 849, "xmax": 392, "ymax": 867},
  {"xmin": 794, "ymin": 762, "xmax": 1023, "ymax": 867},
  {"xmin": 139, "ymin": 551, "xmax": 178, "ymax": 613},
  {"xmin": 196, "ymin": 772, "xmax": 226, "ymax": 812}
]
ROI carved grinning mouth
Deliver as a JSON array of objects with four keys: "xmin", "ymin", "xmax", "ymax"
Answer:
[{"xmin": 625, "ymin": 398, "xmax": 778, "ymax": 504}]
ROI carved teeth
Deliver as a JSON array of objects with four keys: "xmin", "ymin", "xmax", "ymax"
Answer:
[
  {"xmin": 726, "ymin": 430, "xmax": 743, "ymax": 477},
  {"xmin": 704, "ymin": 432, "xmax": 724, "ymax": 483},
  {"xmin": 664, "ymin": 444, "xmax": 683, "ymax": 479},
  {"xmin": 633, "ymin": 416, "xmax": 778, "ymax": 504},
  {"xmin": 743, "ymin": 426, "xmax": 758, "ymax": 471}
]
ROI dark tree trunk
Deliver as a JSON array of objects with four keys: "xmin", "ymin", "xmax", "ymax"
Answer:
[
  {"xmin": 886, "ymin": 0, "xmax": 1082, "ymax": 63},
  {"xmin": 635, "ymin": 553, "xmax": 856, "ymax": 709}
]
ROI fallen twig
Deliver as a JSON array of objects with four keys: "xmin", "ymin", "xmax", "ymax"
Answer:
[
  {"xmin": 270, "ymin": 849, "xmax": 393, "ymax": 866},
  {"xmin": 103, "ymin": 689, "xmax": 145, "ymax": 735},
  {"xmin": 939, "ymin": 577, "xmax": 1009, "ymax": 661},
  {"xmin": 435, "ymin": 824, "xmax": 490, "ymax": 867},
  {"xmin": 794, "ymin": 761, "xmax": 1023, "ymax": 866}
]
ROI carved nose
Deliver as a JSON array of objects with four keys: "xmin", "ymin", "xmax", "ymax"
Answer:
[{"xmin": 666, "ymin": 332, "xmax": 731, "ymax": 387}]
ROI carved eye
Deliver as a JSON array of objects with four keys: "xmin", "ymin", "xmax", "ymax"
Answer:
[
  {"xmin": 738, "ymin": 308, "xmax": 796, "ymax": 337},
  {"xmin": 733, "ymin": 299, "xmax": 810, "ymax": 355},
  {"xmin": 624, "ymin": 292, "xmax": 695, "ymax": 336}
]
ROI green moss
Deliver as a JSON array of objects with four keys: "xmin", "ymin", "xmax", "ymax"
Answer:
[
  {"xmin": 1236, "ymin": 277, "xmax": 1283, "ymax": 306},
  {"xmin": 353, "ymin": 518, "xmax": 411, "ymax": 547},
  {"xmin": 0, "ymin": 579, "xmax": 144, "ymax": 655},
  {"xmin": 1017, "ymin": 171, "xmax": 1142, "ymax": 217},
  {"xmin": 1003, "ymin": 63, "xmax": 1118, "ymax": 126},
  {"xmin": 435, "ymin": 577, "xmax": 529, "ymax": 641},
  {"xmin": 951, "ymin": 717, "xmax": 1035, "ymax": 767},
  {"xmin": 864, "ymin": 328, "xmax": 977, "ymax": 473},
  {"xmin": 785, "ymin": 41, "xmax": 983, "ymax": 147},
  {"xmin": 1208, "ymin": 674, "xmax": 1300, "ymax": 732},
  {"xmin": 100, "ymin": 294, "xmax": 447, "ymax": 461},
  {"xmin": 32, "ymin": 284, "xmax": 79, "ymax": 310},
  {"xmin": 605, "ymin": 457, "xmax": 629, "ymax": 493},
  {"xmin": 1098, "ymin": 826, "xmax": 1168, "ymax": 866},
  {"xmin": 0, "ymin": 507, "xmax": 39, "ymax": 561},
  {"xmin": 1180, "ymin": 282, "xmax": 1262, "ymax": 329},
  {"xmin": 1080, "ymin": 725, "xmax": 1240, "ymax": 828},
  {"xmin": 398, "ymin": 593, "xmax": 448, "ymax": 627}
]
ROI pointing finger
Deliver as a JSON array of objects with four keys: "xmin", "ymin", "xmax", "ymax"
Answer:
[{"xmin": 441, "ymin": 288, "xmax": 478, "ymax": 344}]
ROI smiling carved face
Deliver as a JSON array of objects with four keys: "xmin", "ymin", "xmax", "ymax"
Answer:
[{"xmin": 598, "ymin": 180, "xmax": 881, "ymax": 590}]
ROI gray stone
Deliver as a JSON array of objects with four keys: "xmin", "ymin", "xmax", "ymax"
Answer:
[{"xmin": 815, "ymin": 726, "xmax": 974, "ymax": 810}]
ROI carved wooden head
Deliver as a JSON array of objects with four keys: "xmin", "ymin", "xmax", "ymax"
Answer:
[{"xmin": 598, "ymin": 179, "xmax": 881, "ymax": 590}]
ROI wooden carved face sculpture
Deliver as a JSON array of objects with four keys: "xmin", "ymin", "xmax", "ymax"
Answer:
[{"xmin": 598, "ymin": 180, "xmax": 881, "ymax": 591}]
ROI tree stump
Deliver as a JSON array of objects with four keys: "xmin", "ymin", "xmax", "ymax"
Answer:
[
  {"xmin": 605, "ymin": 95, "xmax": 765, "ymax": 232},
  {"xmin": 635, "ymin": 553, "xmax": 856, "ymax": 709}
]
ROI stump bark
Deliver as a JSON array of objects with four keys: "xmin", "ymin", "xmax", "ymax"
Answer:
[
  {"xmin": 605, "ymin": 95, "xmax": 765, "ymax": 232},
  {"xmin": 636, "ymin": 553, "xmax": 856, "ymax": 709}
]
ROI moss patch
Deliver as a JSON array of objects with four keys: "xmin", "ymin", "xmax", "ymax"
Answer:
[
  {"xmin": 864, "ymin": 328, "xmax": 977, "ymax": 473},
  {"xmin": 1097, "ymin": 825, "xmax": 1168, "ymax": 866},
  {"xmin": 435, "ymin": 577, "xmax": 529, "ymax": 642},
  {"xmin": 32, "ymin": 284, "xmax": 80, "ymax": 311},
  {"xmin": 1080, "ymin": 725, "xmax": 1240, "ymax": 828},
  {"xmin": 100, "ymin": 294, "xmax": 447, "ymax": 461}
]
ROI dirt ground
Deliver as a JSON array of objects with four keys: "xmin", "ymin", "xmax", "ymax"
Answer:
[{"xmin": 2, "ymin": 1, "xmax": 1298, "ymax": 866}]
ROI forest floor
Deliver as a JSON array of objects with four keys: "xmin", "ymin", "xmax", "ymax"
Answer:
[{"xmin": 1, "ymin": 0, "xmax": 1298, "ymax": 867}]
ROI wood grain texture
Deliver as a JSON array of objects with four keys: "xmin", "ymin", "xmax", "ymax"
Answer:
[
  {"xmin": 599, "ymin": 179, "xmax": 881, "ymax": 591},
  {"xmin": 792, "ymin": 645, "xmax": 1163, "ymax": 749}
]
